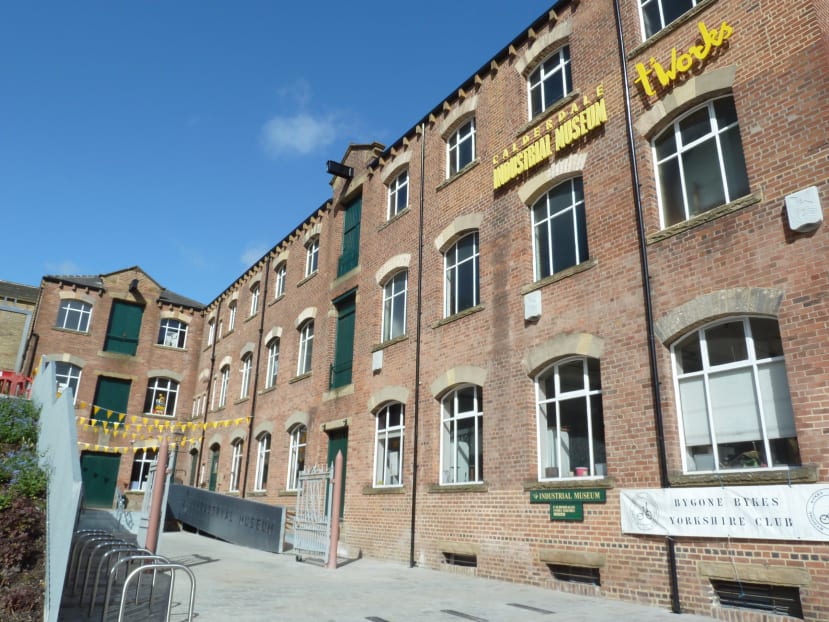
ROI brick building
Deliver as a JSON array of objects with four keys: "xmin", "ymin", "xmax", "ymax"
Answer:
[
  {"xmin": 0, "ymin": 279, "xmax": 39, "ymax": 374},
  {"xmin": 26, "ymin": 1, "xmax": 829, "ymax": 619}
]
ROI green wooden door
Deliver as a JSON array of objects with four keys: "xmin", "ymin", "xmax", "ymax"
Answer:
[
  {"xmin": 327, "ymin": 428, "xmax": 348, "ymax": 518},
  {"xmin": 104, "ymin": 300, "xmax": 144, "ymax": 355},
  {"xmin": 93, "ymin": 376, "xmax": 131, "ymax": 422},
  {"xmin": 81, "ymin": 452, "xmax": 121, "ymax": 507},
  {"xmin": 330, "ymin": 291, "xmax": 356, "ymax": 389},
  {"xmin": 337, "ymin": 196, "xmax": 361, "ymax": 276},
  {"xmin": 209, "ymin": 446, "xmax": 220, "ymax": 491}
]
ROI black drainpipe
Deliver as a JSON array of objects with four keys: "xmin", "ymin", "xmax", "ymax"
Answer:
[
  {"xmin": 197, "ymin": 297, "xmax": 222, "ymax": 486},
  {"xmin": 611, "ymin": 0, "xmax": 681, "ymax": 613},
  {"xmin": 409, "ymin": 122, "xmax": 426, "ymax": 568},
  {"xmin": 241, "ymin": 256, "xmax": 271, "ymax": 498}
]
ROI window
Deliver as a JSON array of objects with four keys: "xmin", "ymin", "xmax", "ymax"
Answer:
[
  {"xmin": 228, "ymin": 302, "xmax": 237, "ymax": 332},
  {"xmin": 229, "ymin": 439, "xmax": 243, "ymax": 492},
  {"xmin": 532, "ymin": 177, "xmax": 588, "ymax": 280},
  {"xmin": 536, "ymin": 357, "xmax": 606, "ymax": 479},
  {"xmin": 56, "ymin": 300, "xmax": 92, "ymax": 332},
  {"xmin": 287, "ymin": 425, "xmax": 307, "ymax": 491},
  {"xmin": 337, "ymin": 196, "xmax": 362, "ymax": 276},
  {"xmin": 297, "ymin": 321, "xmax": 314, "ymax": 376},
  {"xmin": 388, "ymin": 170, "xmax": 409, "ymax": 219},
  {"xmin": 444, "ymin": 232, "xmax": 480, "ymax": 317},
  {"xmin": 654, "ymin": 97, "xmax": 749, "ymax": 228},
  {"xmin": 265, "ymin": 339, "xmax": 280, "ymax": 389},
  {"xmin": 158, "ymin": 318, "xmax": 188, "ymax": 349},
  {"xmin": 254, "ymin": 433, "xmax": 271, "ymax": 491},
  {"xmin": 330, "ymin": 292, "xmax": 356, "ymax": 389},
  {"xmin": 218, "ymin": 365, "xmax": 230, "ymax": 408},
  {"xmin": 207, "ymin": 319, "xmax": 215, "ymax": 346},
  {"xmin": 130, "ymin": 448, "xmax": 158, "ymax": 491},
  {"xmin": 104, "ymin": 300, "xmax": 143, "ymax": 355},
  {"xmin": 382, "ymin": 271, "xmax": 407, "ymax": 341},
  {"xmin": 673, "ymin": 317, "xmax": 799, "ymax": 472},
  {"xmin": 528, "ymin": 46, "xmax": 572, "ymax": 118},
  {"xmin": 305, "ymin": 238, "xmax": 319, "ymax": 277},
  {"xmin": 640, "ymin": 0, "xmax": 699, "ymax": 39},
  {"xmin": 143, "ymin": 377, "xmax": 179, "ymax": 417},
  {"xmin": 217, "ymin": 319, "xmax": 223, "ymax": 341},
  {"xmin": 249, "ymin": 284, "xmax": 260, "ymax": 317},
  {"xmin": 374, "ymin": 403, "xmax": 404, "ymax": 487},
  {"xmin": 54, "ymin": 362, "xmax": 82, "ymax": 404},
  {"xmin": 447, "ymin": 119, "xmax": 476, "ymax": 176},
  {"xmin": 274, "ymin": 263, "xmax": 287, "ymax": 299},
  {"xmin": 240, "ymin": 354, "xmax": 252, "ymax": 399},
  {"xmin": 441, "ymin": 385, "xmax": 483, "ymax": 484}
]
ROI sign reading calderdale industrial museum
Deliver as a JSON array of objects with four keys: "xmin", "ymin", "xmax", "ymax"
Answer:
[{"xmin": 620, "ymin": 485, "xmax": 829, "ymax": 542}]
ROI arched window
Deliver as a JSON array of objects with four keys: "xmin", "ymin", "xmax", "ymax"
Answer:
[
  {"xmin": 158, "ymin": 318, "xmax": 188, "ymax": 348},
  {"xmin": 374, "ymin": 403, "xmax": 404, "ymax": 487},
  {"xmin": 531, "ymin": 177, "xmax": 588, "ymax": 280},
  {"xmin": 144, "ymin": 377, "xmax": 179, "ymax": 417},
  {"xmin": 229, "ymin": 438, "xmax": 244, "ymax": 492},
  {"xmin": 447, "ymin": 119, "xmax": 476, "ymax": 176},
  {"xmin": 441, "ymin": 385, "xmax": 483, "ymax": 484},
  {"xmin": 254, "ymin": 433, "xmax": 271, "ymax": 491},
  {"xmin": 274, "ymin": 263, "xmax": 287, "ymax": 298},
  {"xmin": 218, "ymin": 366, "xmax": 230, "ymax": 408},
  {"xmin": 654, "ymin": 97, "xmax": 749, "ymax": 228},
  {"xmin": 56, "ymin": 299, "xmax": 92, "ymax": 332},
  {"xmin": 240, "ymin": 353, "xmax": 252, "ymax": 399},
  {"xmin": 444, "ymin": 232, "xmax": 480, "ymax": 317},
  {"xmin": 672, "ymin": 317, "xmax": 799, "ymax": 472},
  {"xmin": 639, "ymin": 0, "xmax": 700, "ymax": 40},
  {"xmin": 305, "ymin": 237, "xmax": 319, "ymax": 277},
  {"xmin": 297, "ymin": 321, "xmax": 314, "ymax": 375},
  {"xmin": 387, "ymin": 169, "xmax": 409, "ymax": 219},
  {"xmin": 287, "ymin": 425, "xmax": 307, "ymax": 491},
  {"xmin": 536, "ymin": 357, "xmax": 605, "ymax": 479},
  {"xmin": 130, "ymin": 448, "xmax": 158, "ymax": 491},
  {"xmin": 228, "ymin": 302, "xmax": 237, "ymax": 332},
  {"xmin": 265, "ymin": 338, "xmax": 280, "ymax": 389},
  {"xmin": 528, "ymin": 46, "xmax": 572, "ymax": 118},
  {"xmin": 382, "ymin": 271, "xmax": 407, "ymax": 342},
  {"xmin": 54, "ymin": 361, "xmax": 82, "ymax": 404}
]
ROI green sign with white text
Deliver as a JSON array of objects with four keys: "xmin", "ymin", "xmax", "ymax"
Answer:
[{"xmin": 550, "ymin": 503, "xmax": 584, "ymax": 521}]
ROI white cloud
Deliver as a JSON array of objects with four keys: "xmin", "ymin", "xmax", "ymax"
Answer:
[
  {"xmin": 241, "ymin": 244, "xmax": 267, "ymax": 266},
  {"xmin": 45, "ymin": 260, "xmax": 82, "ymax": 276},
  {"xmin": 260, "ymin": 112, "xmax": 337, "ymax": 157}
]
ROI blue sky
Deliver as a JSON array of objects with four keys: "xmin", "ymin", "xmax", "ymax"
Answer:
[{"xmin": 1, "ymin": 1, "xmax": 551, "ymax": 304}]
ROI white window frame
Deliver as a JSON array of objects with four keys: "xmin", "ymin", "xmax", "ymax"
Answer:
[
  {"xmin": 274, "ymin": 263, "xmax": 287, "ymax": 298},
  {"xmin": 207, "ymin": 319, "xmax": 215, "ymax": 345},
  {"xmin": 387, "ymin": 170, "xmax": 409, "ymax": 219},
  {"xmin": 287, "ymin": 425, "xmax": 307, "ymax": 491},
  {"xmin": 639, "ymin": 0, "xmax": 699, "ymax": 40},
  {"xmin": 249, "ymin": 284, "xmax": 260, "ymax": 317},
  {"xmin": 444, "ymin": 232, "xmax": 480, "ymax": 318},
  {"xmin": 382, "ymin": 271, "xmax": 407, "ymax": 342},
  {"xmin": 56, "ymin": 299, "xmax": 92, "ymax": 332},
  {"xmin": 145, "ymin": 377, "xmax": 179, "ymax": 417},
  {"xmin": 228, "ymin": 302, "xmax": 237, "ymax": 332},
  {"xmin": 130, "ymin": 448, "xmax": 158, "ymax": 491},
  {"xmin": 229, "ymin": 439, "xmax": 243, "ymax": 492},
  {"xmin": 672, "ymin": 317, "xmax": 799, "ymax": 473},
  {"xmin": 297, "ymin": 321, "xmax": 314, "ymax": 376},
  {"xmin": 531, "ymin": 177, "xmax": 588, "ymax": 281},
  {"xmin": 447, "ymin": 119, "xmax": 476, "ymax": 177},
  {"xmin": 158, "ymin": 318, "xmax": 188, "ymax": 349},
  {"xmin": 653, "ymin": 97, "xmax": 749, "ymax": 228},
  {"xmin": 527, "ymin": 45, "xmax": 572, "ymax": 119},
  {"xmin": 240, "ymin": 354, "xmax": 252, "ymax": 400},
  {"xmin": 218, "ymin": 366, "xmax": 230, "ymax": 408},
  {"xmin": 265, "ymin": 339, "xmax": 280, "ymax": 389},
  {"xmin": 374, "ymin": 403, "xmax": 404, "ymax": 487},
  {"xmin": 440, "ymin": 385, "xmax": 483, "ymax": 485},
  {"xmin": 535, "ymin": 357, "xmax": 605, "ymax": 480},
  {"xmin": 305, "ymin": 238, "xmax": 319, "ymax": 277},
  {"xmin": 254, "ymin": 432, "xmax": 271, "ymax": 491},
  {"xmin": 54, "ymin": 361, "xmax": 82, "ymax": 404}
]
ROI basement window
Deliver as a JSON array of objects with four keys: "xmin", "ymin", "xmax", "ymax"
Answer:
[
  {"xmin": 711, "ymin": 580, "xmax": 803, "ymax": 618},
  {"xmin": 548, "ymin": 564, "xmax": 600, "ymax": 586},
  {"xmin": 443, "ymin": 552, "xmax": 477, "ymax": 568}
]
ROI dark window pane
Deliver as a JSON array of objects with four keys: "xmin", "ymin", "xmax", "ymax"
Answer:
[
  {"xmin": 659, "ymin": 158, "xmax": 685, "ymax": 226},
  {"xmin": 720, "ymin": 126, "xmax": 750, "ymax": 201},
  {"xmin": 587, "ymin": 358, "xmax": 601, "ymax": 390},
  {"xmin": 654, "ymin": 129, "xmax": 676, "ymax": 160},
  {"xmin": 676, "ymin": 332, "xmax": 703, "ymax": 373},
  {"xmin": 662, "ymin": 0, "xmax": 695, "ymax": 29},
  {"xmin": 714, "ymin": 97, "xmax": 738, "ymax": 126},
  {"xmin": 706, "ymin": 321, "xmax": 748, "ymax": 366},
  {"xmin": 750, "ymin": 318, "xmax": 784, "ymax": 359},
  {"xmin": 683, "ymin": 140, "xmax": 725, "ymax": 216},
  {"xmin": 551, "ymin": 209, "xmax": 576, "ymax": 272},
  {"xmin": 576, "ymin": 202, "xmax": 589, "ymax": 263},
  {"xmin": 457, "ymin": 260, "xmax": 475, "ymax": 311},
  {"xmin": 679, "ymin": 107, "xmax": 712, "ymax": 146},
  {"xmin": 558, "ymin": 360, "xmax": 584, "ymax": 393},
  {"xmin": 642, "ymin": 2, "xmax": 662, "ymax": 38}
]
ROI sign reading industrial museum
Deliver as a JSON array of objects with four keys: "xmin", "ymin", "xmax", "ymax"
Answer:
[
  {"xmin": 492, "ymin": 85, "xmax": 608, "ymax": 190},
  {"xmin": 620, "ymin": 485, "xmax": 829, "ymax": 542},
  {"xmin": 530, "ymin": 488, "xmax": 606, "ymax": 522},
  {"xmin": 633, "ymin": 21, "xmax": 733, "ymax": 97}
]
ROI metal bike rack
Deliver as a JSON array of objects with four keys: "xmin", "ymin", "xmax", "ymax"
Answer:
[
  {"xmin": 103, "ymin": 553, "xmax": 170, "ymax": 621},
  {"xmin": 116, "ymin": 562, "xmax": 196, "ymax": 622},
  {"xmin": 86, "ymin": 545, "xmax": 151, "ymax": 617}
]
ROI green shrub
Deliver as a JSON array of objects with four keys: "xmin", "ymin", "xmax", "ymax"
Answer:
[{"xmin": 0, "ymin": 398, "xmax": 40, "ymax": 446}]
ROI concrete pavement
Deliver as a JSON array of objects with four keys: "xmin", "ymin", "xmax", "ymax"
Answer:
[{"xmin": 153, "ymin": 529, "xmax": 719, "ymax": 622}]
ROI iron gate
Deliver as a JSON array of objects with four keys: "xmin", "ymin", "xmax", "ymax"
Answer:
[{"xmin": 292, "ymin": 464, "xmax": 333, "ymax": 563}]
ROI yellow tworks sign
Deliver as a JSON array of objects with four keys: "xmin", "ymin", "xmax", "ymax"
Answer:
[
  {"xmin": 493, "ymin": 85, "xmax": 607, "ymax": 190},
  {"xmin": 633, "ymin": 21, "xmax": 733, "ymax": 96}
]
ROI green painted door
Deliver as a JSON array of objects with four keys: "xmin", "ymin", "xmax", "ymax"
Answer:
[
  {"xmin": 104, "ymin": 300, "xmax": 144, "ymax": 354},
  {"xmin": 209, "ymin": 446, "xmax": 220, "ymax": 491},
  {"xmin": 337, "ymin": 196, "xmax": 361, "ymax": 276},
  {"xmin": 92, "ymin": 376, "xmax": 131, "ymax": 422},
  {"xmin": 330, "ymin": 291, "xmax": 356, "ymax": 389},
  {"xmin": 81, "ymin": 452, "xmax": 121, "ymax": 507},
  {"xmin": 327, "ymin": 428, "xmax": 348, "ymax": 518}
]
